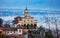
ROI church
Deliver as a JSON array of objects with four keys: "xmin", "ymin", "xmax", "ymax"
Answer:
[
  {"xmin": 13, "ymin": 7, "xmax": 37, "ymax": 29},
  {"xmin": 0, "ymin": 7, "xmax": 38, "ymax": 38}
]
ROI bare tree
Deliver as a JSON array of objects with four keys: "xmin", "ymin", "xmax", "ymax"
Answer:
[
  {"xmin": 44, "ymin": 16, "xmax": 50, "ymax": 30},
  {"xmin": 52, "ymin": 17, "xmax": 59, "ymax": 38}
]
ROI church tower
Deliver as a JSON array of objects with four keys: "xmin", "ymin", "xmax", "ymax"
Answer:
[{"xmin": 24, "ymin": 6, "xmax": 30, "ymax": 17}]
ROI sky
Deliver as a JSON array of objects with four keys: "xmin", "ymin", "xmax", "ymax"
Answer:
[
  {"xmin": 0, "ymin": 0, "xmax": 60, "ymax": 9},
  {"xmin": 0, "ymin": 0, "xmax": 60, "ymax": 29}
]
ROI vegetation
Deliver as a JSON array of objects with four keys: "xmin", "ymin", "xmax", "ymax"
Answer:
[
  {"xmin": 0, "ymin": 18, "xmax": 3, "ymax": 27},
  {"xmin": 38, "ymin": 26, "xmax": 44, "ymax": 31},
  {"xmin": 0, "ymin": 33, "xmax": 8, "ymax": 38},
  {"xmin": 4, "ymin": 23, "xmax": 10, "ymax": 27},
  {"xmin": 45, "ymin": 30, "xmax": 53, "ymax": 38}
]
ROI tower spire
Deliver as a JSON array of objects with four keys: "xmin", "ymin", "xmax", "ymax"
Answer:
[
  {"xmin": 25, "ymin": 5, "xmax": 28, "ymax": 10},
  {"xmin": 24, "ymin": 0, "xmax": 30, "ymax": 17},
  {"xmin": 25, "ymin": 0, "xmax": 28, "ymax": 10}
]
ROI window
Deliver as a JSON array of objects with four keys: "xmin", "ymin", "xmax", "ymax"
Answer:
[
  {"xmin": 27, "ymin": 24, "xmax": 29, "ymax": 29},
  {"xmin": 0, "ymin": 31, "xmax": 2, "ymax": 33},
  {"xmin": 31, "ymin": 24, "xmax": 33, "ymax": 25},
  {"xmin": 27, "ymin": 24, "xmax": 29, "ymax": 26},
  {"xmin": 24, "ymin": 24, "xmax": 26, "ymax": 26},
  {"xmin": 19, "ymin": 30, "xmax": 21, "ymax": 32},
  {"xmin": 10, "ymin": 31, "xmax": 12, "ymax": 33},
  {"xmin": 7, "ymin": 31, "xmax": 9, "ymax": 33},
  {"xmin": 14, "ymin": 31, "xmax": 15, "ymax": 33},
  {"xmin": 24, "ymin": 24, "xmax": 27, "ymax": 29},
  {"xmin": 34, "ymin": 24, "xmax": 37, "ymax": 29}
]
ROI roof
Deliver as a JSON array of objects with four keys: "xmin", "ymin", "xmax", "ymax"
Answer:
[
  {"xmin": 0, "ymin": 27, "xmax": 28, "ymax": 35},
  {"xmin": 14, "ymin": 16, "xmax": 22, "ymax": 21},
  {"xmin": 13, "ymin": 16, "xmax": 22, "ymax": 24},
  {"xmin": 0, "ymin": 27, "xmax": 17, "ymax": 31}
]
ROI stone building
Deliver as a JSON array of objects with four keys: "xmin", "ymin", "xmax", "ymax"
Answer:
[
  {"xmin": 13, "ymin": 7, "xmax": 37, "ymax": 29},
  {"xmin": 22, "ymin": 8, "xmax": 37, "ymax": 29}
]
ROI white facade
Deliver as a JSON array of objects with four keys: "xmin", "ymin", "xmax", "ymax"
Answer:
[
  {"xmin": 6, "ymin": 29, "xmax": 22, "ymax": 35},
  {"xmin": 14, "ymin": 21, "xmax": 22, "ymax": 27}
]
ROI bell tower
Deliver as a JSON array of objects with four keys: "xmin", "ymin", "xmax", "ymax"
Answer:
[{"xmin": 24, "ymin": 6, "xmax": 29, "ymax": 17}]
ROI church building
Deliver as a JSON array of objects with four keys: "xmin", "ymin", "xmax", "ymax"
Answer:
[{"xmin": 13, "ymin": 7, "xmax": 37, "ymax": 29}]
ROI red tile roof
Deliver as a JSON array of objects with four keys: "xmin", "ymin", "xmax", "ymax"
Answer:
[
  {"xmin": 13, "ymin": 16, "xmax": 22, "ymax": 24},
  {"xmin": 0, "ymin": 27, "xmax": 17, "ymax": 31}
]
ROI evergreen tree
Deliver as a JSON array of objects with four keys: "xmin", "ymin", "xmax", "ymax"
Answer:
[{"xmin": 0, "ymin": 18, "xmax": 3, "ymax": 27}]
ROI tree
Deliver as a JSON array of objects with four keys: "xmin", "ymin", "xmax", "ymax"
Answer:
[
  {"xmin": 0, "ymin": 18, "xmax": 3, "ymax": 27},
  {"xmin": 44, "ymin": 17, "xmax": 50, "ymax": 30},
  {"xmin": 38, "ymin": 26, "xmax": 44, "ymax": 31},
  {"xmin": 3, "ymin": 23, "xmax": 10, "ymax": 27},
  {"xmin": 52, "ymin": 17, "xmax": 59, "ymax": 38},
  {"xmin": 0, "ymin": 33, "xmax": 8, "ymax": 38},
  {"xmin": 45, "ymin": 30, "xmax": 53, "ymax": 38},
  {"xmin": 38, "ymin": 26, "xmax": 45, "ymax": 38}
]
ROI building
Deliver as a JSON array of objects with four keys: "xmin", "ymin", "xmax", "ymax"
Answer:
[
  {"xmin": 28, "ymin": 29, "xmax": 45, "ymax": 38},
  {"xmin": 0, "ymin": 7, "xmax": 38, "ymax": 38},
  {"xmin": 0, "ymin": 27, "xmax": 28, "ymax": 38},
  {"xmin": 13, "ymin": 7, "xmax": 37, "ymax": 29}
]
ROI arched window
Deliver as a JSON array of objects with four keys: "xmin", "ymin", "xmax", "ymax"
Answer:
[
  {"xmin": 27, "ymin": 24, "xmax": 29, "ymax": 29},
  {"xmin": 31, "ymin": 24, "xmax": 33, "ymax": 26},
  {"xmin": 34, "ymin": 24, "xmax": 37, "ymax": 29},
  {"xmin": 27, "ymin": 24, "xmax": 29, "ymax": 25},
  {"xmin": 24, "ymin": 24, "xmax": 27, "ymax": 29},
  {"xmin": 34, "ymin": 24, "xmax": 36, "ymax": 26},
  {"xmin": 24, "ymin": 24, "xmax": 26, "ymax": 26},
  {"xmin": 31, "ymin": 24, "xmax": 33, "ymax": 29}
]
